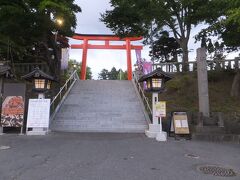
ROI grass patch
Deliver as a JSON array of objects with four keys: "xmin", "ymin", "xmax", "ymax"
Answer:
[{"xmin": 149, "ymin": 70, "xmax": 240, "ymax": 113}]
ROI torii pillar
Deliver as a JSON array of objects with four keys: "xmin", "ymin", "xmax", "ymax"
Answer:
[{"xmin": 71, "ymin": 34, "xmax": 143, "ymax": 80}]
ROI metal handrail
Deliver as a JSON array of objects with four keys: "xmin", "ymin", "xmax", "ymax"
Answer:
[
  {"xmin": 132, "ymin": 72, "xmax": 152, "ymax": 117},
  {"xmin": 50, "ymin": 70, "xmax": 79, "ymax": 121}
]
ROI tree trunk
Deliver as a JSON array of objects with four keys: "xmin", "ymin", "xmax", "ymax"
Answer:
[
  {"xmin": 231, "ymin": 71, "xmax": 240, "ymax": 97},
  {"xmin": 179, "ymin": 39, "xmax": 189, "ymax": 72}
]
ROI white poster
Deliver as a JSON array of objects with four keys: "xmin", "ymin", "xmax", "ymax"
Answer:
[{"xmin": 27, "ymin": 99, "xmax": 51, "ymax": 128}]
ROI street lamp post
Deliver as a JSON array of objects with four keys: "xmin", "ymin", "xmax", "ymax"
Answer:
[{"xmin": 138, "ymin": 68, "xmax": 173, "ymax": 141}]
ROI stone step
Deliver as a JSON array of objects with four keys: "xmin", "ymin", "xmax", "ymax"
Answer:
[
  {"xmin": 51, "ymin": 80, "xmax": 148, "ymax": 133},
  {"xmin": 55, "ymin": 112, "xmax": 145, "ymax": 119},
  {"xmin": 52, "ymin": 120, "xmax": 146, "ymax": 125},
  {"xmin": 55, "ymin": 105, "xmax": 143, "ymax": 113},
  {"xmin": 52, "ymin": 125, "xmax": 147, "ymax": 133}
]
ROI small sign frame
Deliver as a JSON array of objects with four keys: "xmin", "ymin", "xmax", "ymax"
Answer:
[{"xmin": 170, "ymin": 112, "xmax": 191, "ymax": 140}]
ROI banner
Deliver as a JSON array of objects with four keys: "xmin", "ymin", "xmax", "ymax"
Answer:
[
  {"xmin": 135, "ymin": 49, "xmax": 142, "ymax": 65},
  {"xmin": 143, "ymin": 62, "xmax": 152, "ymax": 75},
  {"xmin": 1, "ymin": 96, "xmax": 24, "ymax": 127},
  {"xmin": 61, "ymin": 48, "xmax": 69, "ymax": 70}
]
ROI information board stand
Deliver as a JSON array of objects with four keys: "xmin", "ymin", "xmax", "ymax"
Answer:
[
  {"xmin": 169, "ymin": 112, "xmax": 191, "ymax": 140},
  {"xmin": 26, "ymin": 99, "xmax": 50, "ymax": 135}
]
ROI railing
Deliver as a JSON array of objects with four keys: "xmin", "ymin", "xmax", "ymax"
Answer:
[
  {"xmin": 153, "ymin": 57, "xmax": 240, "ymax": 73},
  {"xmin": 50, "ymin": 70, "xmax": 79, "ymax": 121},
  {"xmin": 132, "ymin": 71, "xmax": 152, "ymax": 122}
]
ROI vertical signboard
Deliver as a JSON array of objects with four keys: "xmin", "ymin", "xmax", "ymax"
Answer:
[
  {"xmin": 1, "ymin": 83, "xmax": 26, "ymax": 128},
  {"xmin": 1, "ymin": 96, "xmax": 24, "ymax": 127}
]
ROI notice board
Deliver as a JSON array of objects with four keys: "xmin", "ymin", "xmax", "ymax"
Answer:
[
  {"xmin": 172, "ymin": 112, "xmax": 190, "ymax": 134},
  {"xmin": 27, "ymin": 99, "xmax": 51, "ymax": 128}
]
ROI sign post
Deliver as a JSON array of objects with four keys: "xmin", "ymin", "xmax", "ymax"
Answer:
[
  {"xmin": 170, "ymin": 112, "xmax": 191, "ymax": 139},
  {"xmin": 155, "ymin": 101, "xmax": 167, "ymax": 141}
]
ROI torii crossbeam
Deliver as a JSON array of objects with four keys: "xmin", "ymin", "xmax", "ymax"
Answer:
[{"xmin": 71, "ymin": 34, "xmax": 143, "ymax": 80}]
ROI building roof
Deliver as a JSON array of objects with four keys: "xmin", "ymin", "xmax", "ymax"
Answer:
[
  {"xmin": 22, "ymin": 67, "xmax": 55, "ymax": 81},
  {"xmin": 138, "ymin": 68, "xmax": 173, "ymax": 82}
]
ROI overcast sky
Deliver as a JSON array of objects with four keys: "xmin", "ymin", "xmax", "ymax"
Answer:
[{"xmin": 69, "ymin": 0, "xmax": 237, "ymax": 79}]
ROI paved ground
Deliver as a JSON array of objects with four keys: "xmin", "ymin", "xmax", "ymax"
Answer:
[{"xmin": 0, "ymin": 133, "xmax": 239, "ymax": 180}]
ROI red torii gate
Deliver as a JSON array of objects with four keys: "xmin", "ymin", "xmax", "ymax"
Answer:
[{"xmin": 71, "ymin": 34, "xmax": 143, "ymax": 80}]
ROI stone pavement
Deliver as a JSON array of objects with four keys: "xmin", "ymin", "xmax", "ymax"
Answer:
[{"xmin": 0, "ymin": 133, "xmax": 239, "ymax": 180}]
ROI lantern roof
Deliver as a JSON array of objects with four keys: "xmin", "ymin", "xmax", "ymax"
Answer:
[
  {"xmin": 138, "ymin": 68, "xmax": 173, "ymax": 82},
  {"xmin": 22, "ymin": 67, "xmax": 55, "ymax": 81}
]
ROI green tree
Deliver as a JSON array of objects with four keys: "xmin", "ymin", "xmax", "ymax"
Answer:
[
  {"xmin": 0, "ymin": 0, "xmax": 81, "ymax": 79},
  {"xmin": 98, "ymin": 69, "xmax": 109, "ymax": 80},
  {"xmin": 109, "ymin": 67, "xmax": 118, "ymax": 80},
  {"xmin": 196, "ymin": 0, "xmax": 240, "ymax": 97},
  {"xmin": 149, "ymin": 31, "xmax": 182, "ymax": 63},
  {"xmin": 68, "ymin": 59, "xmax": 92, "ymax": 80},
  {"xmin": 117, "ymin": 69, "xmax": 128, "ymax": 80},
  {"xmin": 101, "ymin": 0, "xmax": 211, "ymax": 71}
]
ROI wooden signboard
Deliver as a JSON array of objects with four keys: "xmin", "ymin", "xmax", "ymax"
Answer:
[
  {"xmin": 172, "ymin": 112, "xmax": 190, "ymax": 135},
  {"xmin": 1, "ymin": 96, "xmax": 24, "ymax": 127}
]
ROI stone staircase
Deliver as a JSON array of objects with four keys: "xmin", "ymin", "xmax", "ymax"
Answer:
[{"xmin": 51, "ymin": 80, "xmax": 148, "ymax": 133}]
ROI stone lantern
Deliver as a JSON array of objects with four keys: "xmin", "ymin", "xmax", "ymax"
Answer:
[
  {"xmin": 139, "ymin": 68, "xmax": 173, "ymax": 141},
  {"xmin": 22, "ymin": 67, "xmax": 55, "ymax": 99}
]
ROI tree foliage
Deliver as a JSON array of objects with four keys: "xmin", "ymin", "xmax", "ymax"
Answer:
[
  {"xmin": 68, "ymin": 60, "xmax": 92, "ymax": 80},
  {"xmin": 98, "ymin": 69, "xmax": 109, "ymax": 80},
  {"xmin": 98, "ymin": 67, "xmax": 128, "ymax": 80},
  {"xmin": 195, "ymin": 0, "xmax": 240, "ymax": 97},
  {"xmin": 0, "ymin": 0, "xmax": 81, "ymax": 79},
  {"xmin": 101, "ymin": 0, "xmax": 211, "ymax": 71},
  {"xmin": 149, "ymin": 31, "xmax": 182, "ymax": 62},
  {"xmin": 197, "ymin": 0, "xmax": 240, "ymax": 51}
]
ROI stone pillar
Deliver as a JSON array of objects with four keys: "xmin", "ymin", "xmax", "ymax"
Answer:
[
  {"xmin": 234, "ymin": 57, "xmax": 239, "ymax": 69},
  {"xmin": 145, "ymin": 93, "xmax": 160, "ymax": 138},
  {"xmin": 197, "ymin": 48, "xmax": 210, "ymax": 117},
  {"xmin": 145, "ymin": 92, "xmax": 167, "ymax": 141}
]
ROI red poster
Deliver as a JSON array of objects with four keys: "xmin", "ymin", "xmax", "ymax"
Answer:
[{"xmin": 1, "ymin": 96, "xmax": 24, "ymax": 127}]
